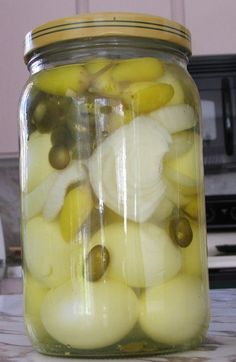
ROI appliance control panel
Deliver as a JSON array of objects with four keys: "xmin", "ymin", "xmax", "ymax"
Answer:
[{"xmin": 206, "ymin": 195, "xmax": 236, "ymax": 231}]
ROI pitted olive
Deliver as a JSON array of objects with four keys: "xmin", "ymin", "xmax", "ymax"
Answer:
[
  {"xmin": 84, "ymin": 245, "xmax": 110, "ymax": 282},
  {"xmin": 25, "ymin": 86, "xmax": 44, "ymax": 125},
  {"xmin": 32, "ymin": 96, "xmax": 61, "ymax": 133},
  {"xmin": 169, "ymin": 216, "xmax": 193, "ymax": 248},
  {"xmin": 33, "ymin": 102, "xmax": 56, "ymax": 133},
  {"xmin": 51, "ymin": 125, "xmax": 75, "ymax": 149},
  {"xmin": 48, "ymin": 145, "xmax": 70, "ymax": 170},
  {"xmin": 32, "ymin": 94, "xmax": 76, "ymax": 133}
]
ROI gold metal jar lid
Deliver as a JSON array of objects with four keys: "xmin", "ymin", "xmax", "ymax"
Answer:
[{"xmin": 24, "ymin": 12, "xmax": 191, "ymax": 61}]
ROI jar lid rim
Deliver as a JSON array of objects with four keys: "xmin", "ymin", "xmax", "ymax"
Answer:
[{"xmin": 24, "ymin": 12, "xmax": 191, "ymax": 60}]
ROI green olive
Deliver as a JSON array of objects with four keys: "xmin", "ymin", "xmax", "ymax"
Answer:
[
  {"xmin": 58, "ymin": 97, "xmax": 78, "ymax": 124},
  {"xmin": 48, "ymin": 145, "xmax": 70, "ymax": 170},
  {"xmin": 51, "ymin": 125, "xmax": 75, "ymax": 149},
  {"xmin": 33, "ymin": 102, "xmax": 54, "ymax": 133},
  {"xmin": 169, "ymin": 216, "xmax": 193, "ymax": 248},
  {"xmin": 84, "ymin": 245, "xmax": 110, "ymax": 282},
  {"xmin": 34, "ymin": 102, "xmax": 47, "ymax": 120},
  {"xmin": 32, "ymin": 94, "xmax": 75, "ymax": 133},
  {"xmin": 25, "ymin": 85, "xmax": 44, "ymax": 121}
]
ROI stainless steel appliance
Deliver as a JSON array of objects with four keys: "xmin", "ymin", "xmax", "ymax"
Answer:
[{"xmin": 188, "ymin": 55, "xmax": 236, "ymax": 288}]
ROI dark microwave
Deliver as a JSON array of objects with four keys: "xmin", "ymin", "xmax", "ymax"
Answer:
[{"xmin": 188, "ymin": 54, "xmax": 236, "ymax": 174}]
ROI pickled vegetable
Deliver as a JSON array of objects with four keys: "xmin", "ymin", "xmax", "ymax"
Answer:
[
  {"xmin": 51, "ymin": 125, "xmax": 75, "ymax": 149},
  {"xmin": 181, "ymin": 223, "xmax": 205, "ymax": 277},
  {"xmin": 20, "ymin": 52, "xmax": 208, "ymax": 357},
  {"xmin": 157, "ymin": 71, "xmax": 185, "ymax": 105},
  {"xmin": 25, "ymin": 132, "xmax": 53, "ymax": 193},
  {"xmin": 35, "ymin": 64, "xmax": 89, "ymax": 96},
  {"xmin": 106, "ymin": 106, "xmax": 133, "ymax": 132},
  {"xmin": 105, "ymin": 207, "xmax": 124, "ymax": 224},
  {"xmin": 150, "ymin": 197, "xmax": 174, "ymax": 223},
  {"xmin": 33, "ymin": 103, "xmax": 49, "ymax": 131},
  {"xmin": 165, "ymin": 130, "xmax": 194, "ymax": 160},
  {"xmin": 24, "ymin": 216, "xmax": 71, "ymax": 288},
  {"xmin": 89, "ymin": 115, "xmax": 171, "ymax": 222},
  {"xmin": 90, "ymin": 222, "xmax": 181, "ymax": 288},
  {"xmin": 43, "ymin": 161, "xmax": 87, "ymax": 220},
  {"xmin": 184, "ymin": 196, "xmax": 199, "ymax": 219},
  {"xmin": 23, "ymin": 172, "xmax": 57, "ymax": 220},
  {"xmin": 92, "ymin": 68, "xmax": 121, "ymax": 97},
  {"xmin": 48, "ymin": 145, "xmax": 70, "ymax": 170},
  {"xmin": 85, "ymin": 57, "xmax": 112, "ymax": 75},
  {"xmin": 84, "ymin": 245, "xmax": 110, "ymax": 281},
  {"xmin": 139, "ymin": 274, "xmax": 207, "ymax": 345},
  {"xmin": 123, "ymin": 82, "xmax": 174, "ymax": 114},
  {"xmin": 169, "ymin": 216, "xmax": 193, "ymax": 247},
  {"xmin": 24, "ymin": 273, "xmax": 49, "ymax": 340},
  {"xmin": 150, "ymin": 104, "xmax": 196, "ymax": 134},
  {"xmin": 59, "ymin": 184, "xmax": 93, "ymax": 242},
  {"xmin": 165, "ymin": 179, "xmax": 192, "ymax": 207},
  {"xmin": 41, "ymin": 279, "xmax": 139, "ymax": 349},
  {"xmin": 164, "ymin": 133, "xmax": 201, "ymax": 195},
  {"xmin": 112, "ymin": 57, "xmax": 164, "ymax": 82}
]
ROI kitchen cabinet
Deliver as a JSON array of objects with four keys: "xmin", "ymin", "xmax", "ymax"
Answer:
[
  {"xmin": 77, "ymin": 0, "xmax": 236, "ymax": 56},
  {"xmin": 184, "ymin": 0, "xmax": 236, "ymax": 56},
  {"xmin": 0, "ymin": 0, "xmax": 76, "ymax": 156},
  {"xmin": 84, "ymin": 0, "xmax": 172, "ymax": 19}
]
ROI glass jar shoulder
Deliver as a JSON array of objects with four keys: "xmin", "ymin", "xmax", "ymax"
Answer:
[{"xmin": 26, "ymin": 54, "xmax": 200, "ymax": 113}]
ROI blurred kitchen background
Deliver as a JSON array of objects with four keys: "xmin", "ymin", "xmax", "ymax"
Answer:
[{"xmin": 1, "ymin": 0, "xmax": 236, "ymax": 290}]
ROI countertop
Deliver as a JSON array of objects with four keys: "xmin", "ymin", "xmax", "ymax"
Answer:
[{"xmin": 0, "ymin": 288, "xmax": 236, "ymax": 362}]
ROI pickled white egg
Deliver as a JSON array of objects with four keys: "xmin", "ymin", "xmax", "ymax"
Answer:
[
  {"xmin": 24, "ymin": 216, "xmax": 71, "ymax": 288},
  {"xmin": 90, "ymin": 222, "xmax": 181, "ymax": 288},
  {"xmin": 24, "ymin": 132, "xmax": 53, "ymax": 193},
  {"xmin": 41, "ymin": 279, "xmax": 139, "ymax": 349},
  {"xmin": 24, "ymin": 272, "xmax": 49, "ymax": 341},
  {"xmin": 139, "ymin": 274, "xmax": 208, "ymax": 345}
]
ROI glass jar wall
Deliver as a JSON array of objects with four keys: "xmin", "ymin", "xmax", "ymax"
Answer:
[{"xmin": 19, "ymin": 13, "xmax": 210, "ymax": 358}]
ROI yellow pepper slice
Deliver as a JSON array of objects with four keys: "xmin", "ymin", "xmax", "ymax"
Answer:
[
  {"xmin": 112, "ymin": 57, "xmax": 164, "ymax": 82},
  {"xmin": 35, "ymin": 64, "xmax": 89, "ymax": 96},
  {"xmin": 59, "ymin": 184, "xmax": 93, "ymax": 242},
  {"xmin": 184, "ymin": 196, "xmax": 199, "ymax": 219},
  {"xmin": 91, "ymin": 68, "xmax": 120, "ymax": 97},
  {"xmin": 123, "ymin": 82, "xmax": 174, "ymax": 114},
  {"xmin": 158, "ymin": 72, "xmax": 185, "ymax": 105},
  {"xmin": 85, "ymin": 57, "xmax": 112, "ymax": 75}
]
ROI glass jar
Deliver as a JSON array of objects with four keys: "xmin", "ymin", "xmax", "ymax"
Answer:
[{"xmin": 19, "ymin": 13, "xmax": 210, "ymax": 358}]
